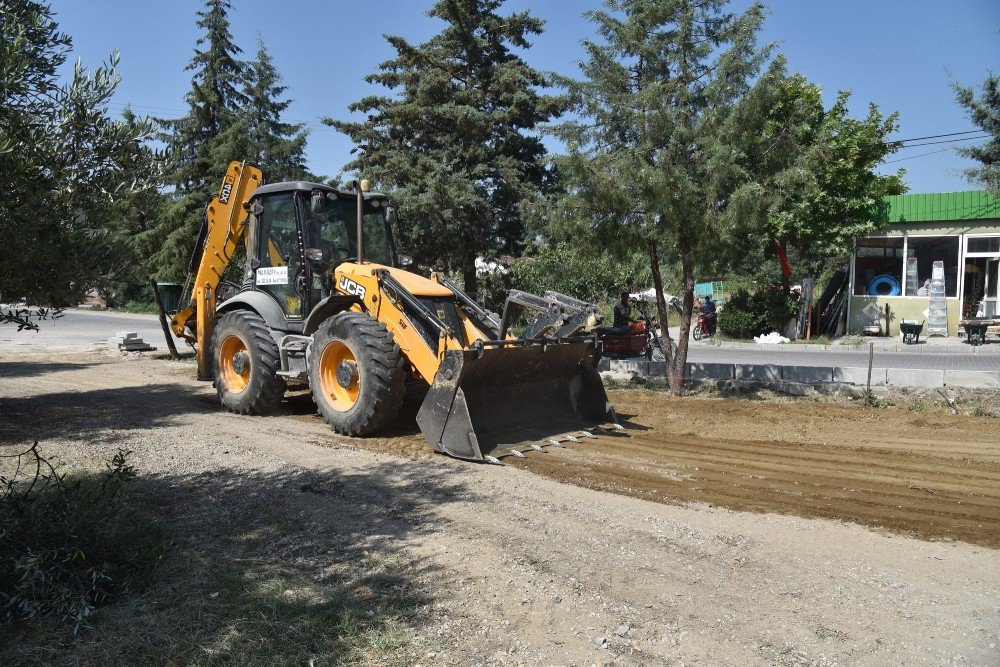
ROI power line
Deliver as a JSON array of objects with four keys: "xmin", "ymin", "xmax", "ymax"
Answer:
[
  {"xmin": 883, "ymin": 146, "xmax": 957, "ymax": 164},
  {"xmin": 890, "ymin": 130, "xmax": 982, "ymax": 143},
  {"xmin": 895, "ymin": 134, "xmax": 989, "ymax": 149}
]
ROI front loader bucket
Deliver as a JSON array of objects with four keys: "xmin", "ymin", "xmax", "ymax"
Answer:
[{"xmin": 415, "ymin": 340, "xmax": 614, "ymax": 461}]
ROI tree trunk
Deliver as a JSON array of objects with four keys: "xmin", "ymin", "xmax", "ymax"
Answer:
[
  {"xmin": 646, "ymin": 238, "xmax": 673, "ymax": 372},
  {"xmin": 668, "ymin": 231, "xmax": 696, "ymax": 395}
]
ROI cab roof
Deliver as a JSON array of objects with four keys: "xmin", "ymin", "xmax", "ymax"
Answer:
[{"xmin": 250, "ymin": 181, "xmax": 387, "ymax": 200}]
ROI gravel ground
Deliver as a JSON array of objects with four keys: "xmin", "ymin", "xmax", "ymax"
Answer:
[{"xmin": 1, "ymin": 350, "xmax": 998, "ymax": 665}]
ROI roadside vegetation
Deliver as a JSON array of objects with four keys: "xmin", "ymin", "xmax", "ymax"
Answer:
[
  {"xmin": 1, "ymin": 445, "xmax": 424, "ymax": 665},
  {"xmin": 1, "ymin": 445, "xmax": 166, "ymax": 631}
]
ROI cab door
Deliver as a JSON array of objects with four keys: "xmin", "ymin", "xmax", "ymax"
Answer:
[{"xmin": 253, "ymin": 192, "xmax": 305, "ymax": 319}]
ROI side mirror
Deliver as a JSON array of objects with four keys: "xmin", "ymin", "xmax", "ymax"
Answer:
[
  {"xmin": 386, "ymin": 206, "xmax": 398, "ymax": 226},
  {"xmin": 398, "ymin": 254, "xmax": 414, "ymax": 267},
  {"xmin": 252, "ymin": 202, "xmax": 264, "ymax": 216},
  {"xmin": 310, "ymin": 190, "xmax": 326, "ymax": 215}
]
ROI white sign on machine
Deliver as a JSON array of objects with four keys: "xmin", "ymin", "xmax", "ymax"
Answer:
[{"xmin": 256, "ymin": 266, "xmax": 289, "ymax": 285}]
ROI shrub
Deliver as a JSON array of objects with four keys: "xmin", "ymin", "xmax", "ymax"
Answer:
[
  {"xmin": 476, "ymin": 243, "xmax": 653, "ymax": 314},
  {"xmin": 1, "ymin": 444, "xmax": 166, "ymax": 632},
  {"xmin": 718, "ymin": 286, "xmax": 799, "ymax": 339},
  {"xmin": 718, "ymin": 290, "xmax": 769, "ymax": 338},
  {"xmin": 121, "ymin": 300, "xmax": 158, "ymax": 314}
]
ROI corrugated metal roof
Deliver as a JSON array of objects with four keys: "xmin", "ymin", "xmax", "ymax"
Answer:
[{"xmin": 884, "ymin": 190, "xmax": 999, "ymax": 223}]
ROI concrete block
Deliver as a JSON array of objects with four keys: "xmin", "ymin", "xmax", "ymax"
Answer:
[
  {"xmin": 646, "ymin": 361, "xmax": 667, "ymax": 376},
  {"xmin": 600, "ymin": 370, "xmax": 638, "ymax": 383},
  {"xmin": 597, "ymin": 357, "xmax": 611, "ymax": 371},
  {"xmin": 734, "ymin": 363, "xmax": 781, "ymax": 382},
  {"xmin": 773, "ymin": 381, "xmax": 819, "ymax": 396},
  {"xmin": 833, "ymin": 367, "xmax": 888, "ymax": 386},
  {"xmin": 114, "ymin": 331, "xmax": 139, "ymax": 340},
  {"xmin": 944, "ymin": 370, "xmax": 1000, "ymax": 388},
  {"xmin": 780, "ymin": 365, "xmax": 833, "ymax": 383},
  {"xmin": 610, "ymin": 359, "xmax": 648, "ymax": 374},
  {"xmin": 686, "ymin": 362, "xmax": 734, "ymax": 381},
  {"xmin": 886, "ymin": 368, "xmax": 945, "ymax": 388}
]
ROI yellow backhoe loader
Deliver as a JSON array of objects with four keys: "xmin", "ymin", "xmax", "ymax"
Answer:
[{"xmin": 171, "ymin": 161, "xmax": 618, "ymax": 462}]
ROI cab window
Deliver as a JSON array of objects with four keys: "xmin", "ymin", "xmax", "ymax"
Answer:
[{"xmin": 255, "ymin": 192, "xmax": 303, "ymax": 317}]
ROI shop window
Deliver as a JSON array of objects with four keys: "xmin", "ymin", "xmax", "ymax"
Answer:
[
  {"xmin": 906, "ymin": 236, "xmax": 959, "ymax": 297},
  {"xmin": 853, "ymin": 238, "xmax": 904, "ymax": 296},
  {"xmin": 967, "ymin": 236, "xmax": 1000, "ymax": 254}
]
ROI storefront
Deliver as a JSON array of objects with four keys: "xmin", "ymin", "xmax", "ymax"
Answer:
[{"xmin": 847, "ymin": 190, "xmax": 999, "ymax": 336}]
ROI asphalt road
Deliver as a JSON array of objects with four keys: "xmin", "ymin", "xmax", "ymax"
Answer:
[
  {"xmin": 0, "ymin": 309, "xmax": 175, "ymax": 352},
  {"xmin": 3, "ymin": 309, "xmax": 999, "ymax": 372}
]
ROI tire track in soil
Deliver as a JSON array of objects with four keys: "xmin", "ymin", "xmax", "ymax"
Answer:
[{"xmin": 506, "ymin": 391, "xmax": 1000, "ymax": 549}]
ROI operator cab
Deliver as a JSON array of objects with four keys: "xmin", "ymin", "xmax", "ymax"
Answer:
[{"xmin": 242, "ymin": 181, "xmax": 402, "ymax": 322}]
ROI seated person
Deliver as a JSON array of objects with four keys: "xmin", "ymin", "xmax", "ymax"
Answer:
[
  {"xmin": 701, "ymin": 295, "xmax": 717, "ymax": 334},
  {"xmin": 598, "ymin": 290, "xmax": 632, "ymax": 336}
]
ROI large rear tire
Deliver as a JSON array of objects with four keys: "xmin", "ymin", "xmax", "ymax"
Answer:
[
  {"xmin": 308, "ymin": 312, "xmax": 406, "ymax": 436},
  {"xmin": 212, "ymin": 310, "xmax": 286, "ymax": 414}
]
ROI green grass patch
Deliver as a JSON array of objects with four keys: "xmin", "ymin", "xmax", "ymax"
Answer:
[
  {"xmin": 119, "ymin": 301, "xmax": 159, "ymax": 314},
  {"xmin": 1, "ymin": 445, "xmax": 168, "ymax": 632},
  {"xmin": 3, "ymin": 459, "xmax": 430, "ymax": 666}
]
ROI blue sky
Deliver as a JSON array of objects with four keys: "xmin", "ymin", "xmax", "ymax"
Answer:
[{"xmin": 51, "ymin": 0, "xmax": 998, "ymax": 193}]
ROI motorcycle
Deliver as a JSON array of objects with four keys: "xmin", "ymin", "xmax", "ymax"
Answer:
[{"xmin": 692, "ymin": 311, "xmax": 716, "ymax": 341}]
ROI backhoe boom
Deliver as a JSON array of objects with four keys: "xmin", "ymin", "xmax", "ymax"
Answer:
[{"xmin": 170, "ymin": 162, "xmax": 262, "ymax": 379}]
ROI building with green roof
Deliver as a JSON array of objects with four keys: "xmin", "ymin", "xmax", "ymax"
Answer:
[{"xmin": 848, "ymin": 190, "xmax": 1000, "ymax": 337}]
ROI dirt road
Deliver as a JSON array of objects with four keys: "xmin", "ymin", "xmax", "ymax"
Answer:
[
  {"xmin": 2, "ymin": 351, "xmax": 998, "ymax": 665},
  {"xmin": 518, "ymin": 390, "xmax": 1000, "ymax": 549}
]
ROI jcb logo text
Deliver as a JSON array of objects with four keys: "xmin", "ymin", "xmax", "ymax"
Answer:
[{"xmin": 338, "ymin": 276, "xmax": 367, "ymax": 300}]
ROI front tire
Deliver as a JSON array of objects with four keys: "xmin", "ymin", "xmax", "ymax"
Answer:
[
  {"xmin": 211, "ymin": 310, "xmax": 286, "ymax": 414},
  {"xmin": 692, "ymin": 324, "xmax": 704, "ymax": 341},
  {"xmin": 308, "ymin": 312, "xmax": 406, "ymax": 436}
]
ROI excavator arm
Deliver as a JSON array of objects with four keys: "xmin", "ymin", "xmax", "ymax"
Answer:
[{"xmin": 170, "ymin": 161, "xmax": 263, "ymax": 379}]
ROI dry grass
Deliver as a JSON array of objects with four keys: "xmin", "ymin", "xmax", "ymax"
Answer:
[{"xmin": 2, "ymin": 471, "xmax": 429, "ymax": 667}]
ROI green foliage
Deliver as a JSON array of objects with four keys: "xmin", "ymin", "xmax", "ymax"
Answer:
[
  {"xmin": 718, "ymin": 286, "xmax": 797, "ymax": 339},
  {"xmin": 550, "ymin": 0, "xmax": 779, "ymax": 387},
  {"xmin": 861, "ymin": 388, "xmax": 887, "ymax": 409},
  {"xmin": 476, "ymin": 243, "xmax": 652, "ymax": 313},
  {"xmin": 549, "ymin": 0, "xmax": 905, "ymax": 389},
  {"xmin": 718, "ymin": 290, "xmax": 768, "ymax": 339},
  {"xmin": 328, "ymin": 0, "xmax": 563, "ymax": 292},
  {"xmin": 149, "ymin": 3, "xmax": 309, "ymax": 282},
  {"xmin": 120, "ymin": 300, "xmax": 158, "ymax": 314},
  {"xmin": 1, "ymin": 444, "xmax": 166, "ymax": 632},
  {"xmin": 216, "ymin": 36, "xmax": 309, "ymax": 182},
  {"xmin": 0, "ymin": 0, "xmax": 160, "ymax": 308},
  {"xmin": 149, "ymin": 0, "xmax": 247, "ymax": 282},
  {"xmin": 953, "ymin": 73, "xmax": 999, "ymax": 195},
  {"xmin": 725, "ymin": 73, "xmax": 906, "ymax": 277}
]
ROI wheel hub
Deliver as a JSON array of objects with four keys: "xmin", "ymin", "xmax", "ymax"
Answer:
[
  {"xmin": 336, "ymin": 360, "xmax": 358, "ymax": 388},
  {"xmin": 231, "ymin": 351, "xmax": 249, "ymax": 375}
]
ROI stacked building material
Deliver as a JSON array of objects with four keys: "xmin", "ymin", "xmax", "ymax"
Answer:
[
  {"xmin": 107, "ymin": 331, "xmax": 157, "ymax": 352},
  {"xmin": 927, "ymin": 261, "xmax": 948, "ymax": 337}
]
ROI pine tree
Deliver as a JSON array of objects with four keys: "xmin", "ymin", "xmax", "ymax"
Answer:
[
  {"xmin": 954, "ymin": 73, "xmax": 999, "ymax": 194},
  {"xmin": 327, "ymin": 0, "xmax": 562, "ymax": 293},
  {"xmin": 552, "ymin": 0, "xmax": 901, "ymax": 392},
  {"xmin": 218, "ymin": 36, "xmax": 308, "ymax": 181},
  {"xmin": 150, "ymin": 0, "xmax": 246, "ymax": 280}
]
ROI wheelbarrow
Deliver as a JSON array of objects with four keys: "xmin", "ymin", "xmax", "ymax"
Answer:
[
  {"xmin": 960, "ymin": 318, "xmax": 993, "ymax": 346},
  {"xmin": 899, "ymin": 319, "xmax": 924, "ymax": 345}
]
